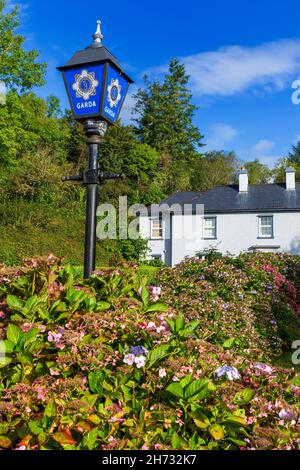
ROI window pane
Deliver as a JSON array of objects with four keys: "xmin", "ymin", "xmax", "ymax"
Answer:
[
  {"xmin": 259, "ymin": 216, "xmax": 273, "ymax": 237},
  {"xmin": 261, "ymin": 225, "xmax": 272, "ymax": 236},
  {"xmin": 151, "ymin": 219, "xmax": 162, "ymax": 238},
  {"xmin": 261, "ymin": 216, "xmax": 272, "ymax": 226},
  {"xmin": 204, "ymin": 218, "xmax": 216, "ymax": 238}
]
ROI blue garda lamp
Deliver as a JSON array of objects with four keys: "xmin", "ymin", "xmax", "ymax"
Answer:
[{"xmin": 57, "ymin": 21, "xmax": 133, "ymax": 279}]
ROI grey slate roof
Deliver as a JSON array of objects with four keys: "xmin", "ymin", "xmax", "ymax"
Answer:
[{"xmin": 156, "ymin": 183, "xmax": 300, "ymax": 214}]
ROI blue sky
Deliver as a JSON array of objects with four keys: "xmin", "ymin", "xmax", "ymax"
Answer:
[{"xmin": 7, "ymin": 0, "xmax": 300, "ymax": 167}]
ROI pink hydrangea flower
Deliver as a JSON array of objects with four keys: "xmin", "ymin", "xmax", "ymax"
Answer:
[
  {"xmin": 48, "ymin": 331, "xmax": 62, "ymax": 343},
  {"xmin": 0, "ymin": 311, "xmax": 5, "ymax": 319},
  {"xmin": 159, "ymin": 368, "xmax": 167, "ymax": 378},
  {"xmin": 123, "ymin": 354, "xmax": 135, "ymax": 366},
  {"xmin": 134, "ymin": 355, "xmax": 146, "ymax": 369},
  {"xmin": 36, "ymin": 386, "xmax": 47, "ymax": 402},
  {"xmin": 149, "ymin": 286, "xmax": 162, "ymax": 302},
  {"xmin": 252, "ymin": 363, "xmax": 274, "ymax": 375}
]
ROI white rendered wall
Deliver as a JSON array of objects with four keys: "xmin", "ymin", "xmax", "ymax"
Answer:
[{"xmin": 140, "ymin": 212, "xmax": 300, "ymax": 266}]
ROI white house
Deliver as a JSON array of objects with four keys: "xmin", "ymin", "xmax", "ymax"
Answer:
[{"xmin": 139, "ymin": 168, "xmax": 300, "ymax": 266}]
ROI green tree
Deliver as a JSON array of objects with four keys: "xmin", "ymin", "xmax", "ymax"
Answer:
[
  {"xmin": 287, "ymin": 141, "xmax": 300, "ymax": 166},
  {"xmin": 62, "ymin": 110, "xmax": 86, "ymax": 167},
  {"xmin": 133, "ymin": 58, "xmax": 203, "ymax": 160},
  {"xmin": 46, "ymin": 95, "xmax": 62, "ymax": 118},
  {"xmin": 0, "ymin": 0, "xmax": 46, "ymax": 91},
  {"xmin": 273, "ymin": 142, "xmax": 300, "ymax": 183},
  {"xmin": 0, "ymin": 91, "xmax": 70, "ymax": 165},
  {"xmin": 244, "ymin": 159, "xmax": 272, "ymax": 184},
  {"xmin": 191, "ymin": 151, "xmax": 237, "ymax": 191}
]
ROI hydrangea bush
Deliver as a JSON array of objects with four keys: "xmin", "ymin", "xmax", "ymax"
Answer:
[{"xmin": 0, "ymin": 253, "xmax": 299, "ymax": 450}]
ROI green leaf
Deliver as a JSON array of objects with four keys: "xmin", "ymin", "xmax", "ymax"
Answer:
[
  {"xmin": 6, "ymin": 324, "xmax": 22, "ymax": 345},
  {"xmin": 0, "ymin": 351, "xmax": 11, "ymax": 370},
  {"xmin": 166, "ymin": 382, "xmax": 184, "ymax": 398},
  {"xmin": 50, "ymin": 301, "xmax": 67, "ymax": 314},
  {"xmin": 209, "ymin": 424, "xmax": 224, "ymax": 441},
  {"xmin": 180, "ymin": 320, "xmax": 200, "ymax": 337},
  {"xmin": 147, "ymin": 345, "xmax": 170, "ymax": 368},
  {"xmin": 102, "ymin": 380, "xmax": 113, "ymax": 392},
  {"xmin": 29, "ymin": 420, "xmax": 43, "ymax": 436},
  {"xmin": 145, "ymin": 303, "xmax": 168, "ymax": 313},
  {"xmin": 193, "ymin": 418, "xmax": 210, "ymax": 429},
  {"xmin": 179, "ymin": 374, "xmax": 194, "ymax": 389},
  {"xmin": 224, "ymin": 415, "xmax": 247, "ymax": 426},
  {"xmin": 166, "ymin": 318, "xmax": 175, "ymax": 333},
  {"xmin": 20, "ymin": 352, "xmax": 33, "ymax": 365},
  {"xmin": 88, "ymin": 371, "xmax": 105, "ymax": 394},
  {"xmin": 290, "ymin": 375, "xmax": 300, "ymax": 387},
  {"xmin": 7, "ymin": 295, "xmax": 24, "ymax": 312},
  {"xmin": 233, "ymin": 388, "xmax": 255, "ymax": 405},
  {"xmin": 184, "ymin": 379, "xmax": 209, "ymax": 399},
  {"xmin": 171, "ymin": 433, "xmax": 181, "ymax": 449},
  {"xmin": 141, "ymin": 287, "xmax": 149, "ymax": 306},
  {"xmin": 2, "ymin": 340, "xmax": 14, "ymax": 353},
  {"xmin": 44, "ymin": 400, "xmax": 57, "ymax": 418},
  {"xmin": 222, "ymin": 338, "xmax": 236, "ymax": 349},
  {"xmin": 175, "ymin": 313, "xmax": 185, "ymax": 332},
  {"xmin": 19, "ymin": 328, "xmax": 40, "ymax": 349},
  {"xmin": 24, "ymin": 295, "xmax": 39, "ymax": 312},
  {"xmin": 82, "ymin": 428, "xmax": 98, "ymax": 450},
  {"xmin": 228, "ymin": 437, "xmax": 247, "ymax": 447},
  {"xmin": 96, "ymin": 301, "xmax": 111, "ymax": 312}
]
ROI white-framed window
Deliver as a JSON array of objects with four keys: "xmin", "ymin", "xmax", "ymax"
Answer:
[
  {"xmin": 203, "ymin": 217, "xmax": 217, "ymax": 239},
  {"xmin": 151, "ymin": 218, "xmax": 163, "ymax": 239},
  {"xmin": 258, "ymin": 216, "xmax": 274, "ymax": 238}
]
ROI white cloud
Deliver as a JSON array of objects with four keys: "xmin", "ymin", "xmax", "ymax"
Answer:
[
  {"xmin": 251, "ymin": 139, "xmax": 275, "ymax": 157},
  {"xmin": 205, "ymin": 123, "xmax": 238, "ymax": 150},
  {"xmin": 247, "ymin": 139, "xmax": 280, "ymax": 168},
  {"xmin": 182, "ymin": 39, "xmax": 300, "ymax": 97}
]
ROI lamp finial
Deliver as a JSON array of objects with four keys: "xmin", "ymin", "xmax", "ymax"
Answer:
[{"xmin": 93, "ymin": 19, "xmax": 104, "ymax": 45}]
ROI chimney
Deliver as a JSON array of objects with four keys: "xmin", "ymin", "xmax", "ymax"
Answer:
[
  {"xmin": 238, "ymin": 168, "xmax": 248, "ymax": 192},
  {"xmin": 285, "ymin": 167, "xmax": 296, "ymax": 190}
]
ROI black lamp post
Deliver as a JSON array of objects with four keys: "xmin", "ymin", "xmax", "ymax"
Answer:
[{"xmin": 57, "ymin": 20, "xmax": 133, "ymax": 279}]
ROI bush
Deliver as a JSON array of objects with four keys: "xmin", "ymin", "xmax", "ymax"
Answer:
[
  {"xmin": 0, "ymin": 254, "xmax": 299, "ymax": 450},
  {"xmin": 158, "ymin": 253, "xmax": 300, "ymax": 361}
]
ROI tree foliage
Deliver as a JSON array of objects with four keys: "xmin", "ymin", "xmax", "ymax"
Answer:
[
  {"xmin": 191, "ymin": 151, "xmax": 238, "ymax": 191},
  {"xmin": 0, "ymin": 92, "xmax": 70, "ymax": 165},
  {"xmin": 133, "ymin": 58, "xmax": 203, "ymax": 160},
  {"xmin": 244, "ymin": 159, "xmax": 273, "ymax": 184},
  {"xmin": 0, "ymin": 1, "xmax": 46, "ymax": 91}
]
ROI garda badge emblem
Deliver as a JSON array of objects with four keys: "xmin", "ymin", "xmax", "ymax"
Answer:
[
  {"xmin": 72, "ymin": 70, "xmax": 99, "ymax": 100},
  {"xmin": 107, "ymin": 78, "xmax": 122, "ymax": 108}
]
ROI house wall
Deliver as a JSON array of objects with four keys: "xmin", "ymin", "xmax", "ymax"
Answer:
[{"xmin": 140, "ymin": 211, "xmax": 300, "ymax": 266}]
